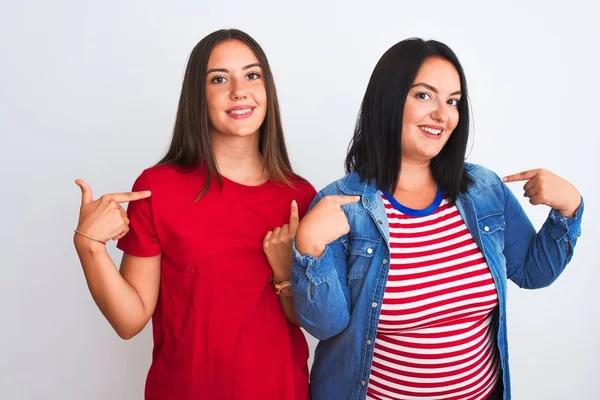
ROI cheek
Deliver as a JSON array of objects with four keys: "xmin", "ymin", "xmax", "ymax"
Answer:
[
  {"xmin": 205, "ymin": 89, "xmax": 226, "ymax": 120},
  {"xmin": 448, "ymin": 110, "xmax": 460, "ymax": 132},
  {"xmin": 253, "ymin": 86, "xmax": 268, "ymax": 120},
  {"xmin": 255, "ymin": 84, "xmax": 267, "ymax": 106},
  {"xmin": 402, "ymin": 100, "xmax": 420, "ymax": 125}
]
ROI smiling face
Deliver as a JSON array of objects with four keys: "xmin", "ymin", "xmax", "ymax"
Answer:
[
  {"xmin": 400, "ymin": 56, "xmax": 462, "ymax": 163},
  {"xmin": 205, "ymin": 39, "xmax": 268, "ymax": 140}
]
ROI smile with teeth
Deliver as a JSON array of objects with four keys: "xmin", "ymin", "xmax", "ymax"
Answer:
[
  {"xmin": 420, "ymin": 126, "xmax": 443, "ymax": 135},
  {"xmin": 228, "ymin": 108, "xmax": 253, "ymax": 115}
]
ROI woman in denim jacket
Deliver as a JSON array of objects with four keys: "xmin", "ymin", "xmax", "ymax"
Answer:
[{"xmin": 292, "ymin": 38, "xmax": 583, "ymax": 400}]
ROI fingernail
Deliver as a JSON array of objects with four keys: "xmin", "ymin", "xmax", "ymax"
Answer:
[
  {"xmin": 501, "ymin": 177, "xmax": 508, "ymax": 182},
  {"xmin": 145, "ymin": 191, "xmax": 152, "ymax": 195},
  {"xmin": 292, "ymin": 200, "xmax": 297, "ymax": 207}
]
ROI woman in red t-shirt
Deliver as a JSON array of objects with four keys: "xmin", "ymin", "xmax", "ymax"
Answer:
[{"xmin": 73, "ymin": 29, "xmax": 316, "ymax": 400}]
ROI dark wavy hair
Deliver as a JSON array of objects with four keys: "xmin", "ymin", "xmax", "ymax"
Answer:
[{"xmin": 345, "ymin": 38, "xmax": 473, "ymax": 203}]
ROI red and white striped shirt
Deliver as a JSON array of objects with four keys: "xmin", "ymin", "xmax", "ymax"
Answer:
[{"xmin": 366, "ymin": 193, "xmax": 500, "ymax": 400}]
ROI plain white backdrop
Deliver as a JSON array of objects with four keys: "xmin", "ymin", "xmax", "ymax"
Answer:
[{"xmin": 1, "ymin": 0, "xmax": 598, "ymax": 399}]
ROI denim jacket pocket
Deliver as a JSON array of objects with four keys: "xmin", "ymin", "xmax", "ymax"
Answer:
[
  {"xmin": 478, "ymin": 212, "xmax": 506, "ymax": 252},
  {"xmin": 343, "ymin": 236, "xmax": 379, "ymax": 279}
]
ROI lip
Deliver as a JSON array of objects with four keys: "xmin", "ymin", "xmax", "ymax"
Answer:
[
  {"xmin": 418, "ymin": 124, "xmax": 444, "ymax": 140},
  {"xmin": 226, "ymin": 105, "xmax": 255, "ymax": 120}
]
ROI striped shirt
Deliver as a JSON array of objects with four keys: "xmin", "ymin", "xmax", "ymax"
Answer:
[{"xmin": 366, "ymin": 192, "xmax": 500, "ymax": 400}]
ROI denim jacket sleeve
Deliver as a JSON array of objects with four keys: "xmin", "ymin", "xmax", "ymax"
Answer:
[
  {"xmin": 502, "ymin": 181, "xmax": 584, "ymax": 289},
  {"xmin": 291, "ymin": 191, "xmax": 352, "ymax": 340}
]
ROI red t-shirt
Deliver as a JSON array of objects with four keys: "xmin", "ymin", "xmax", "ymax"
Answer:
[{"xmin": 117, "ymin": 164, "xmax": 316, "ymax": 400}]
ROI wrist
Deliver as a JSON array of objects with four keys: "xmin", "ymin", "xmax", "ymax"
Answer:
[
  {"xmin": 73, "ymin": 233, "xmax": 107, "ymax": 254},
  {"xmin": 557, "ymin": 196, "xmax": 581, "ymax": 218},
  {"xmin": 272, "ymin": 270, "xmax": 291, "ymax": 283}
]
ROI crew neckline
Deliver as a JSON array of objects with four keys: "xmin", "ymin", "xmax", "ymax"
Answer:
[{"xmin": 381, "ymin": 187, "xmax": 444, "ymax": 217}]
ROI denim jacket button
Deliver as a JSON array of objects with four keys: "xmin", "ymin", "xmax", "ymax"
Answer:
[
  {"xmin": 366, "ymin": 339, "xmax": 372, "ymax": 345},
  {"xmin": 361, "ymin": 380, "xmax": 366, "ymax": 386},
  {"xmin": 367, "ymin": 248, "xmax": 373, "ymax": 254},
  {"xmin": 382, "ymin": 259, "xmax": 388, "ymax": 265},
  {"xmin": 484, "ymin": 226, "xmax": 490, "ymax": 232},
  {"xmin": 371, "ymin": 302, "xmax": 378, "ymax": 308}
]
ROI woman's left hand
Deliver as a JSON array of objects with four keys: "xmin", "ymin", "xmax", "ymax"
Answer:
[
  {"xmin": 263, "ymin": 200, "xmax": 299, "ymax": 281},
  {"xmin": 502, "ymin": 168, "xmax": 581, "ymax": 217}
]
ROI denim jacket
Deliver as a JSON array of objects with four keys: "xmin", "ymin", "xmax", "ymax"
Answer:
[{"xmin": 292, "ymin": 163, "xmax": 583, "ymax": 400}]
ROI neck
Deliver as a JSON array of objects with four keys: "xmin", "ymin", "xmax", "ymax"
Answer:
[
  {"xmin": 389, "ymin": 158, "xmax": 439, "ymax": 210},
  {"xmin": 395, "ymin": 159, "xmax": 436, "ymax": 193},
  {"xmin": 211, "ymin": 131, "xmax": 266, "ymax": 184}
]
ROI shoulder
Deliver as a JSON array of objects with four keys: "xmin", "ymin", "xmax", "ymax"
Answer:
[
  {"xmin": 126, "ymin": 165, "xmax": 205, "ymax": 205},
  {"xmin": 134, "ymin": 164, "xmax": 202, "ymax": 189},
  {"xmin": 319, "ymin": 174, "xmax": 355, "ymax": 197},
  {"xmin": 142, "ymin": 164, "xmax": 199, "ymax": 181},
  {"xmin": 464, "ymin": 163, "xmax": 504, "ymax": 194},
  {"xmin": 283, "ymin": 175, "xmax": 318, "ymax": 216},
  {"xmin": 314, "ymin": 172, "xmax": 373, "ymax": 199},
  {"xmin": 287, "ymin": 175, "xmax": 317, "ymax": 196}
]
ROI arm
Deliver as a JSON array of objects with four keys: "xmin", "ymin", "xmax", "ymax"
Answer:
[
  {"xmin": 73, "ymin": 175, "xmax": 161, "ymax": 339},
  {"xmin": 263, "ymin": 200, "xmax": 303, "ymax": 326},
  {"xmin": 292, "ymin": 237, "xmax": 352, "ymax": 340},
  {"xmin": 292, "ymin": 192, "xmax": 359, "ymax": 340},
  {"xmin": 501, "ymin": 180, "xmax": 583, "ymax": 289},
  {"xmin": 273, "ymin": 270, "xmax": 302, "ymax": 326},
  {"xmin": 75, "ymin": 239, "xmax": 160, "ymax": 339}
]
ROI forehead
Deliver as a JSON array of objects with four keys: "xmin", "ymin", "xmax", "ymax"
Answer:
[
  {"xmin": 207, "ymin": 39, "xmax": 259, "ymax": 69},
  {"xmin": 413, "ymin": 56, "xmax": 461, "ymax": 92}
]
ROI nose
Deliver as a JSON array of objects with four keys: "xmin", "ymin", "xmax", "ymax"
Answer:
[
  {"xmin": 230, "ymin": 78, "xmax": 248, "ymax": 101},
  {"xmin": 431, "ymin": 101, "xmax": 448, "ymax": 123}
]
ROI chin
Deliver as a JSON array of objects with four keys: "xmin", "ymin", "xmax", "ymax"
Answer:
[
  {"xmin": 230, "ymin": 128, "xmax": 261, "ymax": 137},
  {"xmin": 415, "ymin": 148, "xmax": 443, "ymax": 161}
]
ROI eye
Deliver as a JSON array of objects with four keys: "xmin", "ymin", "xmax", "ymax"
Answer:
[
  {"xmin": 448, "ymin": 98, "xmax": 460, "ymax": 107},
  {"xmin": 416, "ymin": 92, "xmax": 432, "ymax": 100},
  {"xmin": 247, "ymin": 72, "xmax": 261, "ymax": 80},
  {"xmin": 210, "ymin": 76, "xmax": 227, "ymax": 84}
]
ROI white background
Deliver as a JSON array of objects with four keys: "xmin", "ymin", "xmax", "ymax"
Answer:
[{"xmin": 1, "ymin": 1, "xmax": 598, "ymax": 399}]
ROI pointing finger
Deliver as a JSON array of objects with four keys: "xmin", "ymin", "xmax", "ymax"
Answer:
[
  {"xmin": 502, "ymin": 169, "xmax": 540, "ymax": 183},
  {"xmin": 105, "ymin": 191, "xmax": 152, "ymax": 203},
  {"xmin": 289, "ymin": 200, "xmax": 299, "ymax": 235},
  {"xmin": 334, "ymin": 195, "xmax": 361, "ymax": 206}
]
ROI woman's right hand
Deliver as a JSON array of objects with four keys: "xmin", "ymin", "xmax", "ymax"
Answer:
[
  {"xmin": 295, "ymin": 195, "xmax": 360, "ymax": 258},
  {"xmin": 74, "ymin": 179, "xmax": 151, "ymax": 249}
]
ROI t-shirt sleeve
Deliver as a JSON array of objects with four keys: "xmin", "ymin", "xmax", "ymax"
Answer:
[
  {"xmin": 116, "ymin": 171, "xmax": 161, "ymax": 257},
  {"xmin": 295, "ymin": 181, "xmax": 318, "ymax": 219}
]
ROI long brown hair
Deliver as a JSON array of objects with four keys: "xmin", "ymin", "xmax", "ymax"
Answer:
[{"xmin": 158, "ymin": 29, "xmax": 294, "ymax": 197}]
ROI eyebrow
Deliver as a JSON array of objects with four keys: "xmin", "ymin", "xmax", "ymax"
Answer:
[
  {"xmin": 411, "ymin": 82, "xmax": 462, "ymax": 96},
  {"xmin": 206, "ymin": 63, "xmax": 262, "ymax": 75}
]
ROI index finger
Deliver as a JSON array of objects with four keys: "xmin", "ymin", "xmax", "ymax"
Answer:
[
  {"xmin": 502, "ymin": 169, "xmax": 540, "ymax": 183},
  {"xmin": 332, "ymin": 195, "xmax": 361, "ymax": 205},
  {"xmin": 289, "ymin": 200, "xmax": 299, "ymax": 235},
  {"xmin": 105, "ymin": 191, "xmax": 152, "ymax": 203}
]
